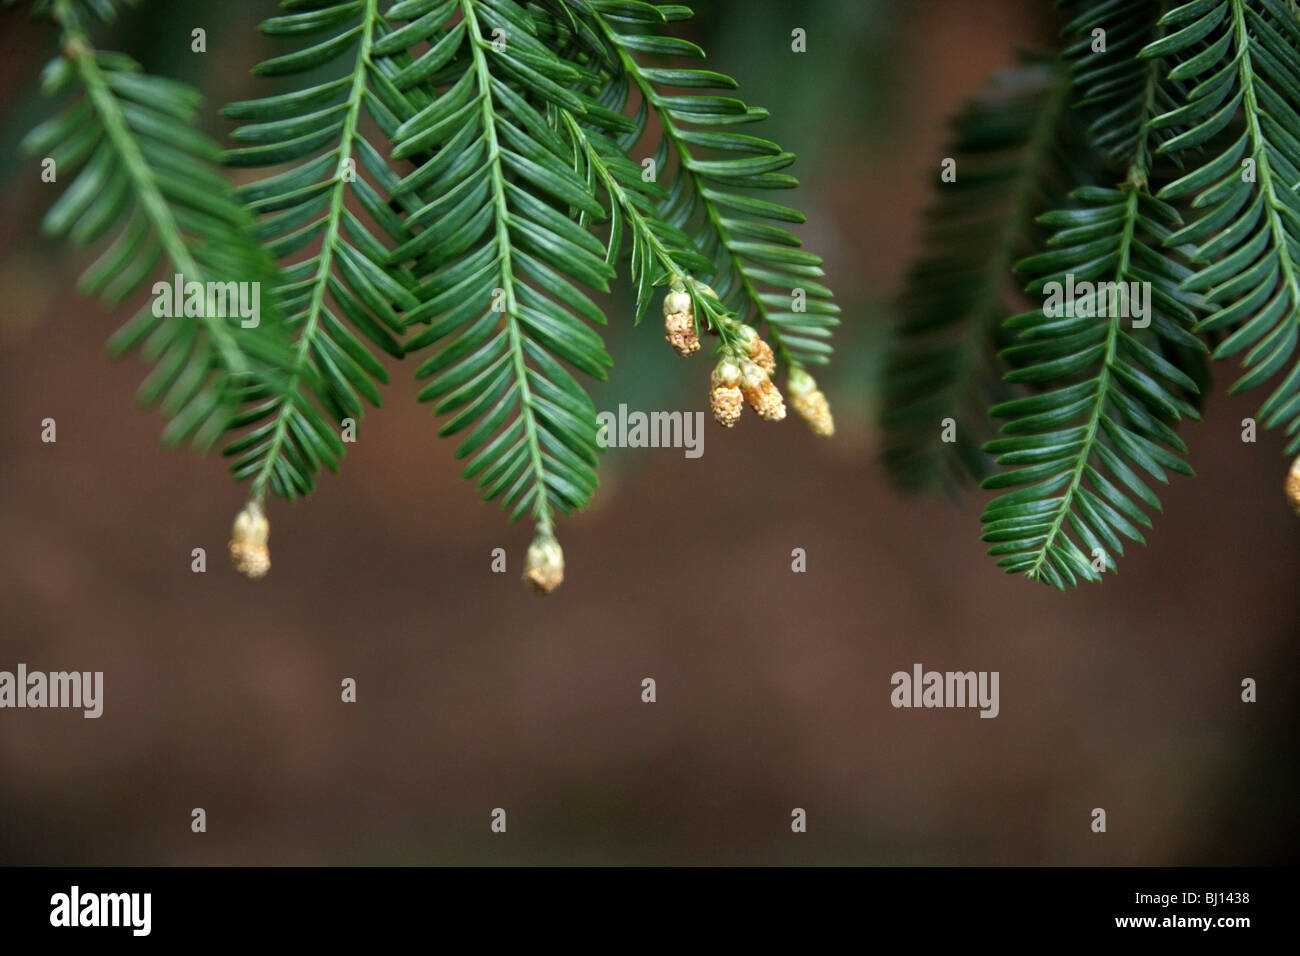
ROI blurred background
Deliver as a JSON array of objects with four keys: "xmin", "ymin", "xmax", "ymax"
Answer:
[{"xmin": 0, "ymin": 0, "xmax": 1296, "ymax": 865}]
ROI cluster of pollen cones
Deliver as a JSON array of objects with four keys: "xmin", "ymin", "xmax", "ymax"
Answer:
[{"xmin": 662, "ymin": 278, "xmax": 833, "ymax": 437}]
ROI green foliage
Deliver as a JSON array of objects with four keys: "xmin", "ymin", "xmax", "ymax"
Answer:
[
  {"xmin": 12, "ymin": 0, "xmax": 859, "ymax": 588},
  {"xmin": 881, "ymin": 62, "xmax": 1076, "ymax": 493},
  {"xmin": 981, "ymin": 185, "xmax": 1203, "ymax": 587},
  {"xmin": 22, "ymin": 0, "xmax": 289, "ymax": 451},
  {"xmin": 1070, "ymin": 0, "xmax": 1216, "ymax": 406},
  {"xmin": 890, "ymin": 0, "xmax": 1300, "ymax": 588},
  {"xmin": 16, "ymin": 0, "xmax": 139, "ymax": 22},
  {"xmin": 577, "ymin": 0, "xmax": 840, "ymax": 370},
  {"xmin": 550, "ymin": 57, "xmax": 725, "ymax": 339},
  {"xmin": 1061, "ymin": 0, "xmax": 1185, "ymax": 171},
  {"xmin": 213, "ymin": 0, "xmax": 839, "ymax": 573},
  {"xmin": 1145, "ymin": 0, "xmax": 1300, "ymax": 453},
  {"xmin": 13, "ymin": 0, "xmax": 840, "ymax": 585},
  {"xmin": 378, "ymin": 0, "xmax": 616, "ymax": 532},
  {"xmin": 978, "ymin": 0, "xmax": 1208, "ymax": 588},
  {"xmin": 221, "ymin": 0, "xmax": 417, "ymax": 500}
]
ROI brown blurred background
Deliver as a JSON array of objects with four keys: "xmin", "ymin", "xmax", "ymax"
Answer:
[{"xmin": 0, "ymin": 0, "xmax": 1296, "ymax": 865}]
